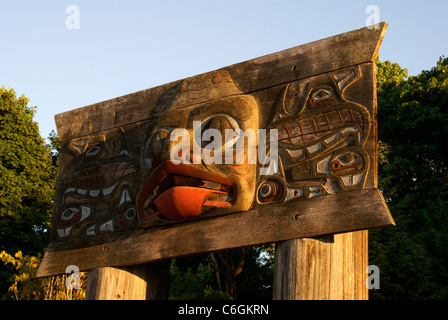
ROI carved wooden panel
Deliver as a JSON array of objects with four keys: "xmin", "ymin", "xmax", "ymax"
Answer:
[{"xmin": 37, "ymin": 23, "xmax": 394, "ymax": 278}]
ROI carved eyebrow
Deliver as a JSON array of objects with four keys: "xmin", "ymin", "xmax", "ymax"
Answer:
[
  {"xmin": 71, "ymin": 144, "xmax": 84, "ymax": 155},
  {"xmin": 332, "ymin": 68, "xmax": 356, "ymax": 90},
  {"xmin": 312, "ymin": 88, "xmax": 333, "ymax": 100}
]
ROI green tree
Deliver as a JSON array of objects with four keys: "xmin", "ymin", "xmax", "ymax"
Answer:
[
  {"xmin": 169, "ymin": 256, "xmax": 229, "ymax": 300},
  {"xmin": 0, "ymin": 87, "xmax": 56, "ymax": 295},
  {"xmin": 169, "ymin": 245, "xmax": 274, "ymax": 300},
  {"xmin": 370, "ymin": 57, "xmax": 448, "ymax": 299}
]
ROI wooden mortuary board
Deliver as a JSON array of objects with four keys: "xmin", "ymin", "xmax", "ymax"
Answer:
[{"xmin": 37, "ymin": 23, "xmax": 394, "ymax": 278}]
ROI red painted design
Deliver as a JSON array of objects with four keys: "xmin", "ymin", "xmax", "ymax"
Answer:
[{"xmin": 154, "ymin": 187, "xmax": 230, "ymax": 220}]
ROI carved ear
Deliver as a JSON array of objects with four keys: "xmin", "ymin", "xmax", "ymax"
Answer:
[
  {"xmin": 331, "ymin": 65, "xmax": 361, "ymax": 93},
  {"xmin": 267, "ymin": 84, "xmax": 289, "ymax": 124}
]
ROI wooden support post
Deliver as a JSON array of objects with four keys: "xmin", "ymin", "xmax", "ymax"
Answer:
[
  {"xmin": 85, "ymin": 260, "xmax": 170, "ymax": 300},
  {"xmin": 273, "ymin": 230, "xmax": 368, "ymax": 300}
]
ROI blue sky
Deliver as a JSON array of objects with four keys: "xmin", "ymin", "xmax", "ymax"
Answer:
[{"xmin": 1, "ymin": 0, "xmax": 447, "ymax": 140}]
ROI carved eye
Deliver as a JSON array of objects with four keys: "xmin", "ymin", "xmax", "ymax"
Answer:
[
  {"xmin": 309, "ymin": 88, "xmax": 333, "ymax": 104},
  {"xmin": 124, "ymin": 207, "xmax": 136, "ymax": 220},
  {"xmin": 340, "ymin": 152, "xmax": 356, "ymax": 164},
  {"xmin": 257, "ymin": 180, "xmax": 283, "ymax": 203},
  {"xmin": 61, "ymin": 207, "xmax": 80, "ymax": 222},
  {"xmin": 150, "ymin": 128, "xmax": 171, "ymax": 152},
  {"xmin": 117, "ymin": 207, "xmax": 137, "ymax": 226},
  {"xmin": 85, "ymin": 145, "xmax": 103, "ymax": 157},
  {"xmin": 195, "ymin": 114, "xmax": 242, "ymax": 150},
  {"xmin": 330, "ymin": 152, "xmax": 360, "ymax": 172},
  {"xmin": 144, "ymin": 127, "xmax": 173, "ymax": 166}
]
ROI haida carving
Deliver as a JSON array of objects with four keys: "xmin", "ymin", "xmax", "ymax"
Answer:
[
  {"xmin": 258, "ymin": 66, "xmax": 371, "ymax": 205},
  {"xmin": 137, "ymin": 95, "xmax": 259, "ymax": 227},
  {"xmin": 56, "ymin": 128, "xmax": 139, "ymax": 239},
  {"xmin": 53, "ymin": 66, "xmax": 371, "ymax": 241}
]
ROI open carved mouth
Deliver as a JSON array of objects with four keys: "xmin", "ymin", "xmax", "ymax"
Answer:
[
  {"xmin": 56, "ymin": 158, "xmax": 138, "ymax": 239},
  {"xmin": 137, "ymin": 162, "xmax": 236, "ymax": 223},
  {"xmin": 271, "ymin": 102, "xmax": 370, "ymax": 163},
  {"xmin": 64, "ymin": 161, "xmax": 137, "ymax": 192},
  {"xmin": 276, "ymin": 107, "xmax": 367, "ymax": 148}
]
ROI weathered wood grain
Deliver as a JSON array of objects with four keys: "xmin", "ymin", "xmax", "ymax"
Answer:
[
  {"xmin": 273, "ymin": 230, "xmax": 368, "ymax": 300},
  {"xmin": 85, "ymin": 260, "xmax": 170, "ymax": 300},
  {"xmin": 51, "ymin": 62, "xmax": 378, "ymax": 242},
  {"xmin": 55, "ymin": 23, "xmax": 387, "ymax": 142},
  {"xmin": 85, "ymin": 266, "xmax": 148, "ymax": 300},
  {"xmin": 37, "ymin": 188, "xmax": 393, "ymax": 278}
]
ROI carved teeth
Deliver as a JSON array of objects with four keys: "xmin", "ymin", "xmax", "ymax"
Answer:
[
  {"xmin": 324, "ymin": 133, "xmax": 339, "ymax": 145},
  {"xmin": 64, "ymin": 182, "xmax": 119, "ymax": 197},
  {"xmin": 86, "ymin": 225, "xmax": 96, "ymax": 236},
  {"xmin": 341, "ymin": 176, "xmax": 352, "ymax": 186},
  {"xmin": 102, "ymin": 183, "xmax": 118, "ymax": 196},
  {"xmin": 118, "ymin": 150, "xmax": 129, "ymax": 156},
  {"xmin": 352, "ymin": 173, "xmax": 364, "ymax": 185},
  {"xmin": 341, "ymin": 173, "xmax": 364, "ymax": 186},
  {"xmin": 285, "ymin": 148, "xmax": 303, "ymax": 158},
  {"xmin": 89, "ymin": 190, "xmax": 100, "ymax": 197},
  {"xmin": 65, "ymin": 187, "xmax": 76, "ymax": 194},
  {"xmin": 307, "ymin": 143, "xmax": 321, "ymax": 154},
  {"xmin": 57, "ymin": 226, "xmax": 73, "ymax": 238},
  {"xmin": 321, "ymin": 126, "xmax": 361, "ymax": 148},
  {"xmin": 99, "ymin": 219, "xmax": 114, "ymax": 232}
]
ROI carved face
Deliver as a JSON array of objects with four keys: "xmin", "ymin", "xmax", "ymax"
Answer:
[
  {"xmin": 56, "ymin": 128, "xmax": 139, "ymax": 240},
  {"xmin": 137, "ymin": 95, "xmax": 259, "ymax": 227}
]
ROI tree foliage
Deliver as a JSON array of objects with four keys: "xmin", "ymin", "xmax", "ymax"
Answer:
[
  {"xmin": 0, "ymin": 250, "xmax": 86, "ymax": 300},
  {"xmin": 370, "ymin": 56, "xmax": 448, "ymax": 299},
  {"xmin": 0, "ymin": 87, "xmax": 55, "ymax": 254},
  {"xmin": 169, "ymin": 257, "xmax": 230, "ymax": 300},
  {"xmin": 0, "ymin": 87, "xmax": 56, "ymax": 296},
  {"xmin": 169, "ymin": 245, "xmax": 273, "ymax": 300}
]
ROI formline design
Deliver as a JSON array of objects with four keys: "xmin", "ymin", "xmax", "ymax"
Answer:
[{"xmin": 37, "ymin": 22, "xmax": 394, "ymax": 278}]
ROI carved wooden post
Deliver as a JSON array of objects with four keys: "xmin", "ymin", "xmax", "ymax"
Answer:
[
  {"xmin": 273, "ymin": 231, "xmax": 368, "ymax": 300},
  {"xmin": 85, "ymin": 260, "xmax": 170, "ymax": 300}
]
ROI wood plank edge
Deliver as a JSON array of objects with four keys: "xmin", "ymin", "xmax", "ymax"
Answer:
[
  {"xmin": 36, "ymin": 188, "xmax": 394, "ymax": 278},
  {"xmin": 54, "ymin": 24, "xmax": 387, "ymax": 142}
]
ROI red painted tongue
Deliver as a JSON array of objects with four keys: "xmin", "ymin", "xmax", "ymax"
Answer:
[{"xmin": 153, "ymin": 186, "xmax": 230, "ymax": 220}]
